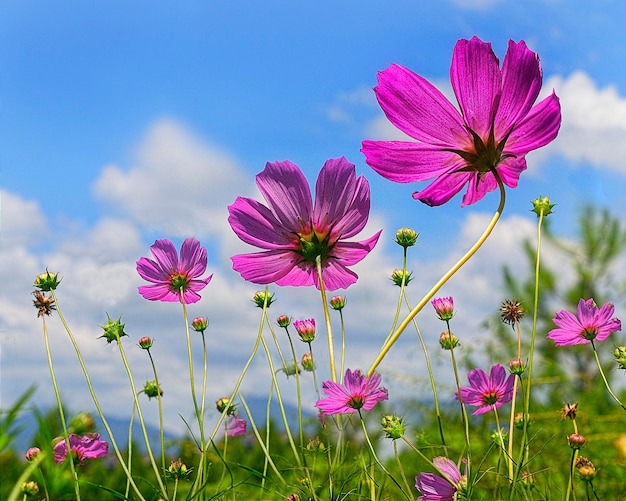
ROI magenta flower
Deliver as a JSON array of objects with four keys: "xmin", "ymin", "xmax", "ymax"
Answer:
[
  {"xmin": 548, "ymin": 298, "xmax": 622, "ymax": 346},
  {"xmin": 136, "ymin": 238, "xmax": 213, "ymax": 304},
  {"xmin": 225, "ymin": 414, "xmax": 247, "ymax": 437},
  {"xmin": 457, "ymin": 364, "xmax": 515, "ymax": 415},
  {"xmin": 432, "ymin": 296, "xmax": 455, "ymax": 321},
  {"xmin": 362, "ymin": 37, "xmax": 561, "ymax": 207},
  {"xmin": 53, "ymin": 433, "xmax": 108, "ymax": 465},
  {"xmin": 415, "ymin": 456, "xmax": 466, "ymax": 501},
  {"xmin": 315, "ymin": 369, "xmax": 388, "ymax": 415},
  {"xmin": 293, "ymin": 318, "xmax": 316, "ymax": 343},
  {"xmin": 228, "ymin": 157, "xmax": 382, "ymax": 291}
]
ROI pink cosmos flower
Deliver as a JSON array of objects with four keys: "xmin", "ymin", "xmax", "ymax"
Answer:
[
  {"xmin": 315, "ymin": 369, "xmax": 388, "ymax": 415},
  {"xmin": 228, "ymin": 158, "xmax": 382, "ymax": 291},
  {"xmin": 457, "ymin": 364, "xmax": 515, "ymax": 416},
  {"xmin": 548, "ymin": 298, "xmax": 622, "ymax": 346},
  {"xmin": 53, "ymin": 433, "xmax": 108, "ymax": 465},
  {"xmin": 432, "ymin": 296, "xmax": 455, "ymax": 321},
  {"xmin": 136, "ymin": 238, "xmax": 213, "ymax": 304},
  {"xmin": 225, "ymin": 414, "xmax": 247, "ymax": 437},
  {"xmin": 362, "ymin": 37, "xmax": 561, "ymax": 207},
  {"xmin": 415, "ymin": 456, "xmax": 466, "ymax": 501}
]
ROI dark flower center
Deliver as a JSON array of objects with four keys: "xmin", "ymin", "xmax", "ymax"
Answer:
[
  {"xmin": 482, "ymin": 391, "xmax": 498, "ymax": 406},
  {"xmin": 582, "ymin": 327, "xmax": 598, "ymax": 340},
  {"xmin": 347, "ymin": 395, "xmax": 364, "ymax": 409},
  {"xmin": 297, "ymin": 228, "xmax": 332, "ymax": 263},
  {"xmin": 169, "ymin": 272, "xmax": 190, "ymax": 292}
]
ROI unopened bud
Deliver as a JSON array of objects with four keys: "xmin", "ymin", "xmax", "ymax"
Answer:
[
  {"xmin": 301, "ymin": 352, "xmax": 315, "ymax": 371},
  {"xmin": 191, "ymin": 317, "xmax": 208, "ymax": 333},
  {"xmin": 252, "ymin": 291, "xmax": 275, "ymax": 308},
  {"xmin": 25, "ymin": 447, "xmax": 41, "ymax": 461},
  {"xmin": 509, "ymin": 359, "xmax": 526, "ymax": 376},
  {"xmin": 99, "ymin": 315, "xmax": 128, "ymax": 344},
  {"xmin": 439, "ymin": 331, "xmax": 459, "ymax": 350},
  {"xmin": 143, "ymin": 380, "xmax": 163, "ymax": 399},
  {"xmin": 575, "ymin": 457, "xmax": 596, "ymax": 480},
  {"xmin": 381, "ymin": 414, "xmax": 405, "ymax": 440},
  {"xmin": 138, "ymin": 336, "xmax": 153, "ymax": 349},
  {"xmin": 276, "ymin": 315, "xmax": 290, "ymax": 327},
  {"xmin": 216, "ymin": 397, "xmax": 236, "ymax": 415},
  {"xmin": 531, "ymin": 195, "xmax": 555, "ymax": 217},
  {"xmin": 568, "ymin": 433, "xmax": 586, "ymax": 449},
  {"xmin": 395, "ymin": 228, "xmax": 418, "ymax": 248},
  {"xmin": 432, "ymin": 297, "xmax": 454, "ymax": 321},
  {"xmin": 293, "ymin": 318, "xmax": 316, "ymax": 343},
  {"xmin": 34, "ymin": 270, "xmax": 61, "ymax": 291},
  {"xmin": 329, "ymin": 296, "xmax": 346, "ymax": 310},
  {"xmin": 391, "ymin": 269, "xmax": 413, "ymax": 287}
]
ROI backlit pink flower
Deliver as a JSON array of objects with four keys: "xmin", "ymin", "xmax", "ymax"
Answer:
[
  {"xmin": 228, "ymin": 158, "xmax": 382, "ymax": 290},
  {"xmin": 548, "ymin": 298, "xmax": 622, "ymax": 346},
  {"xmin": 225, "ymin": 414, "xmax": 247, "ymax": 437},
  {"xmin": 362, "ymin": 37, "xmax": 561, "ymax": 207},
  {"xmin": 457, "ymin": 364, "xmax": 515, "ymax": 415},
  {"xmin": 53, "ymin": 433, "xmax": 108, "ymax": 465},
  {"xmin": 316, "ymin": 369, "xmax": 388, "ymax": 415},
  {"xmin": 415, "ymin": 456, "xmax": 466, "ymax": 501},
  {"xmin": 136, "ymin": 238, "xmax": 213, "ymax": 304}
]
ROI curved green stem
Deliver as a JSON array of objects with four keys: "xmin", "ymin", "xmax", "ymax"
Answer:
[
  {"xmin": 368, "ymin": 176, "xmax": 506, "ymax": 375},
  {"xmin": 591, "ymin": 341, "xmax": 626, "ymax": 411},
  {"xmin": 316, "ymin": 256, "xmax": 336, "ymax": 382}
]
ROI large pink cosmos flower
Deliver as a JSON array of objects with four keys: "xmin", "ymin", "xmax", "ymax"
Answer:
[
  {"xmin": 315, "ymin": 368, "xmax": 388, "ymax": 415},
  {"xmin": 136, "ymin": 238, "xmax": 213, "ymax": 304},
  {"xmin": 456, "ymin": 364, "xmax": 515, "ymax": 416},
  {"xmin": 228, "ymin": 158, "xmax": 382, "ymax": 290},
  {"xmin": 53, "ymin": 433, "xmax": 108, "ymax": 465},
  {"xmin": 548, "ymin": 298, "xmax": 622, "ymax": 346},
  {"xmin": 415, "ymin": 456, "xmax": 467, "ymax": 501},
  {"xmin": 362, "ymin": 37, "xmax": 561, "ymax": 207}
]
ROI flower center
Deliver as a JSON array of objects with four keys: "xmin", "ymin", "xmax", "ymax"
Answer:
[
  {"xmin": 347, "ymin": 395, "xmax": 364, "ymax": 410},
  {"xmin": 296, "ymin": 228, "xmax": 332, "ymax": 263},
  {"xmin": 169, "ymin": 272, "xmax": 190, "ymax": 292},
  {"xmin": 582, "ymin": 327, "xmax": 598, "ymax": 340},
  {"xmin": 482, "ymin": 391, "xmax": 498, "ymax": 406}
]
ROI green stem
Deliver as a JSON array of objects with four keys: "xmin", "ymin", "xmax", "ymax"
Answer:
[
  {"xmin": 316, "ymin": 255, "xmax": 336, "ymax": 382},
  {"xmin": 394, "ymin": 439, "xmax": 413, "ymax": 497},
  {"xmin": 368, "ymin": 176, "xmax": 506, "ymax": 375},
  {"xmin": 449, "ymin": 345, "xmax": 471, "ymax": 475},
  {"xmin": 591, "ymin": 341, "xmax": 626, "ymax": 411},
  {"xmin": 147, "ymin": 348, "xmax": 166, "ymax": 480}
]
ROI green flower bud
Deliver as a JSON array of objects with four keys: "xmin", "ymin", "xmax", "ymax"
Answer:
[
  {"xmin": 99, "ymin": 314, "xmax": 128, "ymax": 344},
  {"xmin": 381, "ymin": 414, "xmax": 405, "ymax": 440},
  {"xmin": 391, "ymin": 269, "xmax": 413, "ymax": 287},
  {"xmin": 301, "ymin": 352, "xmax": 315, "ymax": 371},
  {"xmin": 439, "ymin": 331, "xmax": 459, "ymax": 350},
  {"xmin": 531, "ymin": 195, "xmax": 555, "ymax": 217},
  {"xmin": 216, "ymin": 397, "xmax": 236, "ymax": 415},
  {"xmin": 395, "ymin": 228, "xmax": 418, "ymax": 248},
  {"xmin": 276, "ymin": 315, "xmax": 291, "ymax": 327},
  {"xmin": 34, "ymin": 270, "xmax": 61, "ymax": 291},
  {"xmin": 329, "ymin": 295, "xmax": 346, "ymax": 310},
  {"xmin": 143, "ymin": 380, "xmax": 163, "ymax": 399},
  {"xmin": 252, "ymin": 290, "xmax": 275, "ymax": 308},
  {"xmin": 191, "ymin": 317, "xmax": 208, "ymax": 332}
]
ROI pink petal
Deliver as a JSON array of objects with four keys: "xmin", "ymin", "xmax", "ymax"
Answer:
[
  {"xmin": 413, "ymin": 171, "xmax": 473, "ymax": 206},
  {"xmin": 331, "ymin": 231, "xmax": 382, "ymax": 266},
  {"xmin": 149, "ymin": 239, "xmax": 179, "ymax": 273},
  {"xmin": 138, "ymin": 284, "xmax": 179, "ymax": 302},
  {"xmin": 374, "ymin": 63, "xmax": 467, "ymax": 145},
  {"xmin": 231, "ymin": 250, "xmax": 301, "ymax": 285},
  {"xmin": 451, "ymin": 37, "xmax": 502, "ymax": 139},
  {"xmin": 506, "ymin": 92, "xmax": 561, "ymax": 155},
  {"xmin": 136, "ymin": 257, "xmax": 167, "ymax": 283},
  {"xmin": 256, "ymin": 161, "xmax": 313, "ymax": 233},
  {"xmin": 433, "ymin": 456, "xmax": 462, "ymax": 484},
  {"xmin": 179, "ymin": 238, "xmax": 207, "ymax": 278}
]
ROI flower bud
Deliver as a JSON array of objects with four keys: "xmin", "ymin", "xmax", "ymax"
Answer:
[
  {"xmin": 614, "ymin": 346, "xmax": 626, "ymax": 370},
  {"xmin": 531, "ymin": 195, "xmax": 556, "ymax": 217},
  {"xmin": 381, "ymin": 414, "xmax": 405, "ymax": 440},
  {"xmin": 391, "ymin": 269, "xmax": 413, "ymax": 287},
  {"xmin": 99, "ymin": 314, "xmax": 128, "ymax": 344},
  {"xmin": 252, "ymin": 290, "xmax": 275, "ymax": 308},
  {"xmin": 575, "ymin": 457, "xmax": 596, "ymax": 480},
  {"xmin": 329, "ymin": 295, "xmax": 346, "ymax": 310},
  {"xmin": 395, "ymin": 227, "xmax": 418, "ymax": 248},
  {"xmin": 21, "ymin": 481, "xmax": 39, "ymax": 496},
  {"xmin": 191, "ymin": 317, "xmax": 208, "ymax": 333},
  {"xmin": 143, "ymin": 380, "xmax": 163, "ymax": 399},
  {"xmin": 439, "ymin": 331, "xmax": 459, "ymax": 350},
  {"xmin": 286, "ymin": 494, "xmax": 301, "ymax": 501},
  {"xmin": 301, "ymin": 352, "xmax": 315, "ymax": 371},
  {"xmin": 306, "ymin": 437, "xmax": 326, "ymax": 453},
  {"xmin": 514, "ymin": 412, "xmax": 530, "ymax": 430},
  {"xmin": 25, "ymin": 447, "xmax": 41, "ymax": 461},
  {"xmin": 34, "ymin": 270, "xmax": 61, "ymax": 291},
  {"xmin": 276, "ymin": 315, "xmax": 290, "ymax": 328},
  {"xmin": 509, "ymin": 359, "xmax": 526, "ymax": 376},
  {"xmin": 69, "ymin": 412, "xmax": 96, "ymax": 434},
  {"xmin": 216, "ymin": 397, "xmax": 236, "ymax": 415},
  {"xmin": 282, "ymin": 360, "xmax": 300, "ymax": 377},
  {"xmin": 293, "ymin": 318, "xmax": 316, "ymax": 343},
  {"xmin": 432, "ymin": 297, "xmax": 454, "ymax": 321},
  {"xmin": 138, "ymin": 336, "xmax": 153, "ymax": 350},
  {"xmin": 568, "ymin": 433, "xmax": 586, "ymax": 449},
  {"xmin": 167, "ymin": 459, "xmax": 191, "ymax": 480}
]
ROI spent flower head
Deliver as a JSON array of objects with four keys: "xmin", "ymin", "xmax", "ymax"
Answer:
[
  {"xmin": 395, "ymin": 227, "xmax": 418, "ymax": 248},
  {"xmin": 315, "ymin": 369, "xmax": 388, "ymax": 415},
  {"xmin": 362, "ymin": 37, "xmax": 561, "ymax": 207},
  {"xmin": 167, "ymin": 459, "xmax": 192, "ymax": 480},
  {"xmin": 457, "ymin": 364, "xmax": 516, "ymax": 415},
  {"xmin": 432, "ymin": 297, "xmax": 455, "ymax": 321},
  {"xmin": 136, "ymin": 238, "xmax": 212, "ymax": 304},
  {"xmin": 548, "ymin": 298, "xmax": 622, "ymax": 346},
  {"xmin": 228, "ymin": 157, "xmax": 382, "ymax": 290},
  {"xmin": 99, "ymin": 314, "xmax": 128, "ymax": 344},
  {"xmin": 575, "ymin": 457, "xmax": 596, "ymax": 480},
  {"xmin": 32, "ymin": 290, "xmax": 56, "ymax": 317},
  {"xmin": 34, "ymin": 270, "xmax": 61, "ymax": 291},
  {"xmin": 558, "ymin": 402, "xmax": 578, "ymax": 421},
  {"xmin": 500, "ymin": 298, "xmax": 525, "ymax": 327}
]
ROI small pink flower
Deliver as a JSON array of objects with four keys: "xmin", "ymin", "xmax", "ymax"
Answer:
[
  {"xmin": 548, "ymin": 298, "xmax": 622, "ymax": 346},
  {"xmin": 362, "ymin": 37, "xmax": 561, "ymax": 207},
  {"xmin": 52, "ymin": 433, "xmax": 108, "ymax": 465},
  {"xmin": 415, "ymin": 456, "xmax": 465, "ymax": 501},
  {"xmin": 457, "ymin": 364, "xmax": 515, "ymax": 415},
  {"xmin": 432, "ymin": 296, "xmax": 455, "ymax": 321},
  {"xmin": 136, "ymin": 238, "xmax": 213, "ymax": 304},
  {"xmin": 25, "ymin": 447, "xmax": 41, "ymax": 461},
  {"xmin": 316, "ymin": 369, "xmax": 388, "ymax": 415},
  {"xmin": 225, "ymin": 414, "xmax": 247, "ymax": 437},
  {"xmin": 228, "ymin": 158, "xmax": 382, "ymax": 290},
  {"xmin": 293, "ymin": 318, "xmax": 316, "ymax": 343}
]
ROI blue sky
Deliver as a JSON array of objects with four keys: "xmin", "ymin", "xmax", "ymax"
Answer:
[{"xmin": 2, "ymin": 0, "xmax": 626, "ymax": 434}]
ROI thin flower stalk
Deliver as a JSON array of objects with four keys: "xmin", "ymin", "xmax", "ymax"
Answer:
[
  {"xmin": 317, "ymin": 255, "xmax": 337, "ymax": 382},
  {"xmin": 507, "ymin": 318, "xmax": 523, "ymax": 484},
  {"xmin": 283, "ymin": 324, "xmax": 305, "ymax": 455},
  {"xmin": 393, "ymin": 439, "xmax": 413, "ymax": 497},
  {"xmin": 144, "ymin": 346, "xmax": 166, "ymax": 480},
  {"xmin": 40, "ymin": 316, "xmax": 81, "ymax": 501},
  {"xmin": 449, "ymin": 344, "xmax": 471, "ymax": 474},
  {"xmin": 591, "ymin": 341, "xmax": 626, "ymax": 411},
  {"xmin": 368, "ymin": 175, "xmax": 506, "ymax": 374},
  {"xmin": 50, "ymin": 291, "xmax": 148, "ymax": 501},
  {"xmin": 125, "ymin": 401, "xmax": 136, "ymax": 500}
]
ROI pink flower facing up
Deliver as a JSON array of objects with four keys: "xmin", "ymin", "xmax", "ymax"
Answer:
[
  {"xmin": 416, "ymin": 456, "xmax": 466, "ymax": 501},
  {"xmin": 548, "ymin": 298, "xmax": 622, "ymax": 346},
  {"xmin": 457, "ymin": 364, "xmax": 515, "ymax": 416},
  {"xmin": 315, "ymin": 369, "xmax": 388, "ymax": 415},
  {"xmin": 53, "ymin": 433, "xmax": 108, "ymax": 466},
  {"xmin": 362, "ymin": 37, "xmax": 561, "ymax": 207},
  {"xmin": 136, "ymin": 238, "xmax": 213, "ymax": 304},
  {"xmin": 225, "ymin": 414, "xmax": 247, "ymax": 437},
  {"xmin": 228, "ymin": 158, "xmax": 382, "ymax": 291}
]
